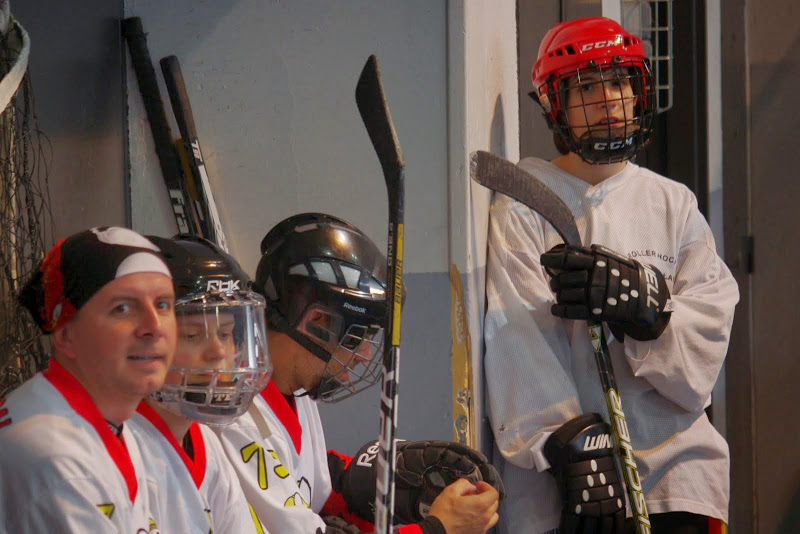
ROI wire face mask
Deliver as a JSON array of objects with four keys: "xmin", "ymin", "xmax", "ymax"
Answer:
[
  {"xmin": 153, "ymin": 288, "xmax": 272, "ymax": 426},
  {"xmin": 550, "ymin": 63, "xmax": 654, "ymax": 164},
  {"xmin": 531, "ymin": 17, "xmax": 656, "ymax": 164},
  {"xmin": 296, "ymin": 302, "xmax": 385, "ymax": 403}
]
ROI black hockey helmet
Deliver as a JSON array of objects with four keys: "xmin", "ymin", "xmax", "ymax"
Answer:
[
  {"xmin": 147, "ymin": 235, "xmax": 271, "ymax": 425},
  {"xmin": 256, "ymin": 213, "xmax": 387, "ymax": 402}
]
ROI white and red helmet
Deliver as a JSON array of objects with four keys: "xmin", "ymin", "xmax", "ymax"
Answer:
[{"xmin": 532, "ymin": 17, "xmax": 656, "ymax": 163}]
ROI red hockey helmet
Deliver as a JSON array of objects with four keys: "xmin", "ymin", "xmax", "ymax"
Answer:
[{"xmin": 531, "ymin": 17, "xmax": 655, "ymax": 163}]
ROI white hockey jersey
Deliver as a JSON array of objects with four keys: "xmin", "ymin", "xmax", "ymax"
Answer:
[
  {"xmin": 214, "ymin": 379, "xmax": 331, "ymax": 533},
  {"xmin": 484, "ymin": 158, "xmax": 739, "ymax": 533},
  {"xmin": 129, "ymin": 402, "xmax": 265, "ymax": 533},
  {"xmin": 0, "ymin": 359, "xmax": 156, "ymax": 533}
]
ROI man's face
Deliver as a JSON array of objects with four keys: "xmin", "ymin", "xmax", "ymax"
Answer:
[
  {"xmin": 299, "ymin": 307, "xmax": 380, "ymax": 394},
  {"xmin": 58, "ymin": 272, "xmax": 176, "ymax": 404},
  {"xmin": 563, "ymin": 69, "xmax": 637, "ymax": 141},
  {"xmin": 168, "ymin": 311, "xmax": 238, "ymax": 385}
]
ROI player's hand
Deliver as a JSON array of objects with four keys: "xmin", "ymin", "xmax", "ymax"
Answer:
[
  {"xmin": 541, "ymin": 243, "xmax": 672, "ymax": 341},
  {"xmin": 336, "ymin": 439, "xmax": 504, "ymax": 525},
  {"xmin": 428, "ymin": 479, "xmax": 499, "ymax": 534}
]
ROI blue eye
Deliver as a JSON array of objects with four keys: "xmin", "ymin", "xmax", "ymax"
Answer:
[{"xmin": 112, "ymin": 303, "xmax": 131, "ymax": 314}]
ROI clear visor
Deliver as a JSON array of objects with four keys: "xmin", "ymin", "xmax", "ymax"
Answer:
[
  {"xmin": 153, "ymin": 290, "xmax": 271, "ymax": 426},
  {"xmin": 296, "ymin": 303, "xmax": 384, "ymax": 403}
]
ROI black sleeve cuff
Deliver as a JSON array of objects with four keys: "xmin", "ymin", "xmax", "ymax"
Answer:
[{"xmin": 417, "ymin": 516, "xmax": 446, "ymax": 534}]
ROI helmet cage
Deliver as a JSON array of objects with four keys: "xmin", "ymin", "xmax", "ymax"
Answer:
[
  {"xmin": 152, "ymin": 288, "xmax": 271, "ymax": 426},
  {"xmin": 279, "ymin": 257, "xmax": 387, "ymax": 403},
  {"xmin": 297, "ymin": 303, "xmax": 385, "ymax": 403},
  {"xmin": 542, "ymin": 60, "xmax": 655, "ymax": 164}
]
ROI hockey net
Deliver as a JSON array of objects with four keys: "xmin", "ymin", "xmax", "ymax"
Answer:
[{"xmin": 0, "ymin": 9, "xmax": 53, "ymax": 398}]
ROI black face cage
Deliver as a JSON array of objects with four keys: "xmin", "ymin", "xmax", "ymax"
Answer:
[
  {"xmin": 314, "ymin": 322, "xmax": 384, "ymax": 403},
  {"xmin": 545, "ymin": 60, "xmax": 655, "ymax": 165}
]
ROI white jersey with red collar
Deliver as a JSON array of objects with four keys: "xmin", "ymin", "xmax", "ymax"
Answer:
[
  {"xmin": 0, "ymin": 359, "xmax": 156, "ymax": 533},
  {"xmin": 214, "ymin": 379, "xmax": 331, "ymax": 533},
  {"xmin": 128, "ymin": 402, "xmax": 266, "ymax": 533}
]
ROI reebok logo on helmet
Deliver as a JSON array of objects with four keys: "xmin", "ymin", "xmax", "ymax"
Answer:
[{"xmin": 343, "ymin": 302, "xmax": 367, "ymax": 314}]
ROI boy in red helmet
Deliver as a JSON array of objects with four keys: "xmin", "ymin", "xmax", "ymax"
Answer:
[{"xmin": 484, "ymin": 17, "xmax": 738, "ymax": 534}]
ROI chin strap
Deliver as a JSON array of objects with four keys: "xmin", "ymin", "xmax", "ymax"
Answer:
[{"xmin": 268, "ymin": 308, "xmax": 334, "ymax": 363}]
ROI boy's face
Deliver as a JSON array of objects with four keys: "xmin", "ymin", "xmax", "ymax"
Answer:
[
  {"xmin": 563, "ymin": 69, "xmax": 637, "ymax": 142},
  {"xmin": 167, "ymin": 312, "xmax": 238, "ymax": 385},
  {"xmin": 57, "ymin": 272, "xmax": 176, "ymax": 403}
]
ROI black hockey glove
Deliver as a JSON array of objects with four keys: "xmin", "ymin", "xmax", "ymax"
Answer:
[
  {"xmin": 334, "ymin": 440, "xmax": 504, "ymax": 525},
  {"xmin": 317, "ymin": 515, "xmax": 362, "ymax": 534},
  {"xmin": 544, "ymin": 413, "xmax": 625, "ymax": 534},
  {"xmin": 541, "ymin": 244, "xmax": 672, "ymax": 341}
]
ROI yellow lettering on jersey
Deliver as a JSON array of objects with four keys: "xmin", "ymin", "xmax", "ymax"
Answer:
[
  {"xmin": 241, "ymin": 442, "xmax": 269, "ymax": 490},
  {"xmin": 267, "ymin": 449, "xmax": 289, "ymax": 478},
  {"xmin": 284, "ymin": 492, "xmax": 310, "ymax": 508},
  {"xmin": 149, "ymin": 517, "xmax": 159, "ymax": 531},
  {"xmin": 97, "ymin": 503, "xmax": 115, "ymax": 519},
  {"xmin": 248, "ymin": 504, "xmax": 266, "ymax": 534}
]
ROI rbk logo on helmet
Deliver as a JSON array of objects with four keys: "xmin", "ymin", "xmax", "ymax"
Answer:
[{"xmin": 207, "ymin": 279, "xmax": 241, "ymax": 292}]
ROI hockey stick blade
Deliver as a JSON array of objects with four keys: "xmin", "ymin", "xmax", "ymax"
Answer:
[
  {"xmin": 470, "ymin": 150, "xmax": 652, "ymax": 533},
  {"xmin": 356, "ymin": 55, "xmax": 405, "ymax": 197},
  {"xmin": 470, "ymin": 150, "xmax": 580, "ymax": 247},
  {"xmin": 356, "ymin": 54, "xmax": 405, "ymax": 534}
]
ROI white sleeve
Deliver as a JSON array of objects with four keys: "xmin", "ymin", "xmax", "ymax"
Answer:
[
  {"xmin": 5, "ymin": 476, "xmax": 132, "ymax": 533},
  {"xmin": 619, "ymin": 201, "xmax": 739, "ymax": 412},
  {"xmin": 216, "ymin": 416, "xmax": 327, "ymax": 534},
  {"xmin": 483, "ymin": 195, "xmax": 582, "ymax": 472}
]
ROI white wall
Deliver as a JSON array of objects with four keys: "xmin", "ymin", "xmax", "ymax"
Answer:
[{"xmin": 449, "ymin": 0, "xmax": 519, "ymax": 450}]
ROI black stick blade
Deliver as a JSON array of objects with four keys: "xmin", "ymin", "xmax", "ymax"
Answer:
[
  {"xmin": 356, "ymin": 55, "xmax": 405, "ymax": 182},
  {"xmin": 469, "ymin": 150, "xmax": 582, "ymax": 247}
]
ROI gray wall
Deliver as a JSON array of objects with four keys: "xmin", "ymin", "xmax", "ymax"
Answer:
[
  {"xmin": 13, "ymin": 1, "xmax": 128, "ymax": 237},
  {"xmin": 124, "ymin": 0, "xmax": 454, "ymax": 453},
  {"xmin": 124, "ymin": 0, "xmax": 520, "ymax": 455},
  {"xmin": 723, "ymin": 1, "xmax": 800, "ymax": 532}
]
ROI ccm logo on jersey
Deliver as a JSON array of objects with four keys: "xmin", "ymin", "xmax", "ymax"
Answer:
[
  {"xmin": 581, "ymin": 37, "xmax": 623, "ymax": 52},
  {"xmin": 583, "ymin": 433, "xmax": 612, "ymax": 452},
  {"xmin": 207, "ymin": 280, "xmax": 240, "ymax": 292}
]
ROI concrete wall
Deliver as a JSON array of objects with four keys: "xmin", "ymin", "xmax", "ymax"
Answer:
[{"xmin": 125, "ymin": 0, "xmax": 519, "ymax": 454}]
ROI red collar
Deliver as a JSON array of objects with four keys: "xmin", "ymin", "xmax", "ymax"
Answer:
[
  {"xmin": 43, "ymin": 359, "xmax": 138, "ymax": 502},
  {"xmin": 136, "ymin": 401, "xmax": 207, "ymax": 489},
  {"xmin": 260, "ymin": 379, "xmax": 302, "ymax": 454}
]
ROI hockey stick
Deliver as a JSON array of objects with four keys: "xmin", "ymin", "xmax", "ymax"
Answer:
[
  {"xmin": 470, "ymin": 150, "xmax": 651, "ymax": 534},
  {"xmin": 159, "ymin": 55, "xmax": 229, "ymax": 252},
  {"xmin": 121, "ymin": 17, "xmax": 200, "ymax": 236},
  {"xmin": 355, "ymin": 54, "xmax": 404, "ymax": 534}
]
